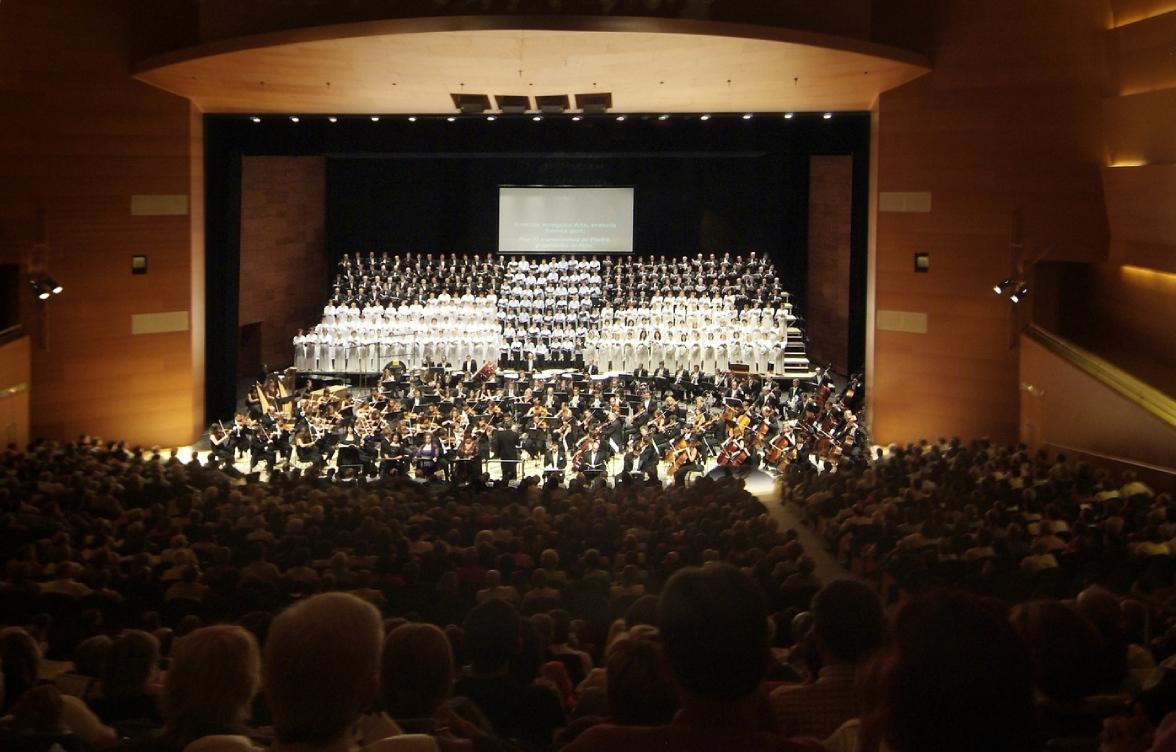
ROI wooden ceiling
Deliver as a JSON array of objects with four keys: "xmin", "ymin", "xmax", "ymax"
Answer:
[{"xmin": 133, "ymin": 17, "xmax": 930, "ymax": 114}]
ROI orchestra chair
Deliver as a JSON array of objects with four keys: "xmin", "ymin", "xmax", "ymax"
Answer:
[{"xmin": 335, "ymin": 445, "xmax": 364, "ymax": 480}]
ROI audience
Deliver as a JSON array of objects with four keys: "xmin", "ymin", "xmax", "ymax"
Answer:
[{"xmin": 1, "ymin": 435, "xmax": 1174, "ymax": 751}]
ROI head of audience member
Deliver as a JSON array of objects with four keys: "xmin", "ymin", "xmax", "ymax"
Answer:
[
  {"xmin": 810, "ymin": 579, "xmax": 885, "ymax": 667},
  {"xmin": 869, "ymin": 589, "xmax": 1036, "ymax": 752},
  {"xmin": 605, "ymin": 632, "xmax": 678, "ymax": 726},
  {"xmin": 1076, "ymin": 585, "xmax": 1130, "ymax": 690},
  {"xmin": 657, "ymin": 563, "xmax": 770, "ymax": 703},
  {"xmin": 102, "ymin": 629, "xmax": 159, "ymax": 700},
  {"xmin": 72, "ymin": 634, "xmax": 113, "ymax": 680},
  {"xmin": 0, "ymin": 627, "xmax": 41, "ymax": 713},
  {"xmin": 163, "ymin": 625, "xmax": 261, "ymax": 740},
  {"xmin": 263, "ymin": 592, "xmax": 384, "ymax": 749},
  {"xmin": 380, "ymin": 623, "xmax": 454, "ymax": 721},
  {"xmin": 1010, "ymin": 600, "xmax": 1104, "ymax": 705},
  {"xmin": 462, "ymin": 598, "xmax": 521, "ymax": 676}
]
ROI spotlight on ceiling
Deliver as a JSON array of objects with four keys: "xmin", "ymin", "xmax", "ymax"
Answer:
[
  {"xmin": 532, "ymin": 115, "xmax": 543, "ymax": 122},
  {"xmin": 495, "ymin": 95, "xmax": 531, "ymax": 115},
  {"xmin": 45, "ymin": 276, "xmax": 63, "ymax": 295},
  {"xmin": 289, "ymin": 116, "xmax": 300, "ymax": 123},
  {"xmin": 823, "ymin": 112, "xmax": 833, "ymax": 119},
  {"xmin": 742, "ymin": 113, "xmax": 753, "ymax": 120},
  {"xmin": 486, "ymin": 115, "xmax": 496, "ymax": 121},
  {"xmin": 1010, "ymin": 284, "xmax": 1030, "ymax": 304},
  {"xmin": 407, "ymin": 116, "xmax": 417, "ymax": 122},
  {"xmin": 993, "ymin": 278, "xmax": 1014, "ymax": 295},
  {"xmin": 575, "ymin": 92, "xmax": 613, "ymax": 115},
  {"xmin": 571, "ymin": 115, "xmax": 582, "ymax": 122},
  {"xmin": 451, "ymin": 93, "xmax": 492, "ymax": 115},
  {"xmin": 249, "ymin": 116, "xmax": 261, "ymax": 123},
  {"xmin": 536, "ymin": 94, "xmax": 570, "ymax": 115},
  {"xmin": 447, "ymin": 116, "xmax": 457, "ymax": 122},
  {"xmin": 784, "ymin": 112, "xmax": 795, "ymax": 119},
  {"xmin": 699, "ymin": 114, "xmax": 711, "ymax": 121},
  {"xmin": 658, "ymin": 114, "xmax": 669, "ymax": 121},
  {"xmin": 328, "ymin": 116, "xmax": 338, "ymax": 123},
  {"xmin": 371, "ymin": 115, "xmax": 381, "ymax": 122},
  {"xmin": 615, "ymin": 115, "xmax": 626, "ymax": 121}
]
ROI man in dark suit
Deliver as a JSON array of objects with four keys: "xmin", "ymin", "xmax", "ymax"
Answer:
[
  {"xmin": 494, "ymin": 421, "xmax": 521, "ymax": 484},
  {"xmin": 653, "ymin": 362, "xmax": 670, "ymax": 380},
  {"xmin": 634, "ymin": 364, "xmax": 650, "ymax": 379},
  {"xmin": 463, "ymin": 356, "xmax": 479, "ymax": 374}
]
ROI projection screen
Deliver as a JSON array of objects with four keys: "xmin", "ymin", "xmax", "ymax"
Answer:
[{"xmin": 498, "ymin": 186, "xmax": 634, "ymax": 254}]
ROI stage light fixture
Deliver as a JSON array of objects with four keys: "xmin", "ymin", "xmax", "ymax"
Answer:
[
  {"xmin": 700, "ymin": 114, "xmax": 711, "ymax": 121},
  {"xmin": 486, "ymin": 115, "xmax": 496, "ymax": 121},
  {"xmin": 536, "ymin": 94, "xmax": 570, "ymax": 115},
  {"xmin": 993, "ymin": 278, "xmax": 1014, "ymax": 295},
  {"xmin": 407, "ymin": 116, "xmax": 417, "ymax": 122},
  {"xmin": 447, "ymin": 116, "xmax": 457, "ymax": 122},
  {"xmin": 328, "ymin": 116, "xmax": 338, "ymax": 123},
  {"xmin": 289, "ymin": 116, "xmax": 300, "ymax": 123},
  {"xmin": 615, "ymin": 115, "xmax": 626, "ymax": 121},
  {"xmin": 823, "ymin": 112, "xmax": 833, "ymax": 119},
  {"xmin": 45, "ymin": 276, "xmax": 63, "ymax": 294},
  {"xmin": 250, "ymin": 116, "xmax": 261, "ymax": 123},
  {"xmin": 532, "ymin": 115, "xmax": 542, "ymax": 122},
  {"xmin": 742, "ymin": 113, "xmax": 753, "ymax": 119},
  {"xmin": 371, "ymin": 115, "xmax": 381, "ymax": 122},
  {"xmin": 571, "ymin": 115, "xmax": 582, "ymax": 121},
  {"xmin": 1011, "ymin": 284, "xmax": 1030, "ymax": 303},
  {"xmin": 29, "ymin": 276, "xmax": 56, "ymax": 300},
  {"xmin": 575, "ymin": 92, "xmax": 613, "ymax": 115},
  {"xmin": 495, "ymin": 95, "xmax": 530, "ymax": 114},
  {"xmin": 658, "ymin": 114, "xmax": 669, "ymax": 121},
  {"xmin": 452, "ymin": 93, "xmax": 491, "ymax": 114},
  {"xmin": 784, "ymin": 112, "xmax": 795, "ymax": 119}
]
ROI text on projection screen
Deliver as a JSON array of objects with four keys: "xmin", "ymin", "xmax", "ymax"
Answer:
[{"xmin": 498, "ymin": 187, "xmax": 634, "ymax": 254}]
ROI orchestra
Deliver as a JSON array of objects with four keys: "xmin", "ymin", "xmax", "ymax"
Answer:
[{"xmin": 212, "ymin": 360, "xmax": 869, "ymax": 485}]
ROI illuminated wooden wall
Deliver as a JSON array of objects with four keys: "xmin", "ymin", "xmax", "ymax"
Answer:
[
  {"xmin": 868, "ymin": 0, "xmax": 1112, "ymax": 444},
  {"xmin": 0, "ymin": 0, "xmax": 204, "ymax": 447}
]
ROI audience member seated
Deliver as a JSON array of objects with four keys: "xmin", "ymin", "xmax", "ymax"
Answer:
[
  {"xmin": 769, "ymin": 579, "xmax": 885, "ymax": 738},
  {"xmin": 563, "ymin": 563, "xmax": 821, "ymax": 752},
  {"xmin": 123, "ymin": 624, "xmax": 261, "ymax": 752},
  {"xmin": 0, "ymin": 626, "xmax": 118, "ymax": 749},
  {"xmin": 453, "ymin": 599, "xmax": 565, "ymax": 748}
]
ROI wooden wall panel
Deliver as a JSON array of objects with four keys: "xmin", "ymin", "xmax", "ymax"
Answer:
[
  {"xmin": 1101, "ymin": 165, "xmax": 1176, "ymax": 258},
  {"xmin": 0, "ymin": 334, "xmax": 31, "ymax": 449},
  {"xmin": 1104, "ymin": 88, "xmax": 1176, "ymax": 165},
  {"xmin": 0, "ymin": 0, "xmax": 203, "ymax": 447},
  {"xmin": 1110, "ymin": 0, "xmax": 1176, "ymax": 27},
  {"xmin": 1108, "ymin": 10, "xmax": 1176, "ymax": 95},
  {"xmin": 806, "ymin": 156, "xmax": 853, "ymax": 373},
  {"xmin": 869, "ymin": 0, "xmax": 1111, "ymax": 445},
  {"xmin": 239, "ymin": 156, "xmax": 327, "ymax": 370}
]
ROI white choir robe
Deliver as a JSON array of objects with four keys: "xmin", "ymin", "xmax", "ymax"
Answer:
[
  {"xmin": 620, "ymin": 343, "xmax": 636, "ymax": 373},
  {"xmin": 702, "ymin": 345, "xmax": 716, "ymax": 374},
  {"xmin": 714, "ymin": 345, "xmax": 728, "ymax": 374},
  {"xmin": 325, "ymin": 338, "xmax": 341, "ymax": 373},
  {"xmin": 688, "ymin": 343, "xmax": 702, "ymax": 371},
  {"xmin": 772, "ymin": 345, "xmax": 787, "ymax": 375},
  {"xmin": 636, "ymin": 342, "xmax": 651, "ymax": 371}
]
